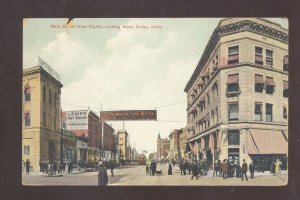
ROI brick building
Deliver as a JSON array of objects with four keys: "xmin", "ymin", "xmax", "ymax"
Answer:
[
  {"xmin": 157, "ymin": 133, "xmax": 170, "ymax": 160},
  {"xmin": 101, "ymin": 122, "xmax": 117, "ymax": 161},
  {"xmin": 22, "ymin": 57, "xmax": 63, "ymax": 171},
  {"xmin": 184, "ymin": 18, "xmax": 288, "ymax": 168},
  {"xmin": 62, "ymin": 110, "xmax": 101, "ymax": 162}
]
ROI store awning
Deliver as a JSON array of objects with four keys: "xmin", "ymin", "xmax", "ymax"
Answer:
[
  {"xmin": 255, "ymin": 74, "xmax": 264, "ymax": 84},
  {"xmin": 247, "ymin": 129, "xmax": 288, "ymax": 154},
  {"xmin": 226, "ymin": 74, "xmax": 239, "ymax": 84},
  {"xmin": 266, "ymin": 77, "xmax": 276, "ymax": 86}
]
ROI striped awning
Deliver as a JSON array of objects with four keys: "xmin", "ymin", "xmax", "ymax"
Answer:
[
  {"xmin": 227, "ymin": 74, "xmax": 239, "ymax": 84},
  {"xmin": 266, "ymin": 77, "xmax": 276, "ymax": 86},
  {"xmin": 255, "ymin": 74, "xmax": 264, "ymax": 84}
]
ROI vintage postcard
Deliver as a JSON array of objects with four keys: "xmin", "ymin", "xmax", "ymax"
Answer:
[{"xmin": 22, "ymin": 18, "xmax": 288, "ymax": 186}]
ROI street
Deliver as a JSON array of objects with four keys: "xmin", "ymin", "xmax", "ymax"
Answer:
[{"xmin": 22, "ymin": 164, "xmax": 288, "ymax": 186}]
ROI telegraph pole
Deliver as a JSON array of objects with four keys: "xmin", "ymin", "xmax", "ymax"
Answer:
[{"xmin": 101, "ymin": 103, "xmax": 104, "ymax": 160}]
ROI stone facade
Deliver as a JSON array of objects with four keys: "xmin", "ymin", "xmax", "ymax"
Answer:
[
  {"xmin": 117, "ymin": 129, "xmax": 129, "ymax": 161},
  {"xmin": 156, "ymin": 133, "xmax": 170, "ymax": 160},
  {"xmin": 168, "ymin": 129, "xmax": 180, "ymax": 160},
  {"xmin": 22, "ymin": 58, "xmax": 63, "ymax": 171},
  {"xmin": 185, "ymin": 18, "xmax": 288, "ymax": 168}
]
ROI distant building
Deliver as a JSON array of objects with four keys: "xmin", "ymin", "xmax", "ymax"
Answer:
[
  {"xmin": 168, "ymin": 129, "xmax": 180, "ymax": 160},
  {"xmin": 22, "ymin": 57, "xmax": 63, "ymax": 171},
  {"xmin": 102, "ymin": 122, "xmax": 117, "ymax": 161},
  {"xmin": 185, "ymin": 18, "xmax": 288, "ymax": 168},
  {"xmin": 156, "ymin": 133, "xmax": 170, "ymax": 160},
  {"xmin": 117, "ymin": 129, "xmax": 129, "ymax": 162},
  {"xmin": 179, "ymin": 127, "xmax": 188, "ymax": 160}
]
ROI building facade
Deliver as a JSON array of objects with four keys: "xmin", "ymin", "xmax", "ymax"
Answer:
[
  {"xmin": 156, "ymin": 133, "xmax": 170, "ymax": 160},
  {"xmin": 179, "ymin": 127, "xmax": 188, "ymax": 160},
  {"xmin": 168, "ymin": 129, "xmax": 180, "ymax": 160},
  {"xmin": 101, "ymin": 122, "xmax": 117, "ymax": 161},
  {"xmin": 62, "ymin": 110, "xmax": 101, "ymax": 162},
  {"xmin": 185, "ymin": 18, "xmax": 288, "ymax": 168},
  {"xmin": 117, "ymin": 129, "xmax": 129, "ymax": 162},
  {"xmin": 22, "ymin": 57, "xmax": 63, "ymax": 171}
]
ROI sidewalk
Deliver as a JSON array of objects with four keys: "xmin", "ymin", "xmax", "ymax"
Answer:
[{"xmin": 22, "ymin": 168, "xmax": 86, "ymax": 176}]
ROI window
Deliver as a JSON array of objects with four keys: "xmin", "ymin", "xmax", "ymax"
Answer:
[
  {"xmin": 283, "ymin": 81, "xmax": 288, "ymax": 97},
  {"xmin": 266, "ymin": 77, "xmax": 275, "ymax": 94},
  {"xmin": 255, "ymin": 103, "xmax": 262, "ymax": 121},
  {"xmin": 53, "ymin": 117, "xmax": 56, "ymax": 130},
  {"xmin": 228, "ymin": 103, "xmax": 239, "ymax": 121},
  {"xmin": 24, "ymin": 84, "xmax": 31, "ymax": 102},
  {"xmin": 49, "ymin": 89, "xmax": 52, "ymax": 105},
  {"xmin": 215, "ymin": 107, "xmax": 218, "ymax": 123},
  {"xmin": 211, "ymin": 110, "xmax": 215, "ymax": 125},
  {"xmin": 266, "ymin": 103, "xmax": 273, "ymax": 122},
  {"xmin": 228, "ymin": 46, "xmax": 239, "ymax": 64},
  {"xmin": 24, "ymin": 145, "xmax": 30, "ymax": 155},
  {"xmin": 24, "ymin": 111, "xmax": 30, "ymax": 126},
  {"xmin": 283, "ymin": 55, "xmax": 288, "ymax": 71},
  {"xmin": 255, "ymin": 46, "xmax": 263, "ymax": 65},
  {"xmin": 43, "ymin": 111, "xmax": 47, "ymax": 127},
  {"xmin": 255, "ymin": 74, "xmax": 264, "ymax": 93},
  {"xmin": 43, "ymin": 86, "xmax": 46, "ymax": 102},
  {"xmin": 207, "ymin": 93, "xmax": 210, "ymax": 105},
  {"xmin": 226, "ymin": 74, "xmax": 240, "ymax": 96},
  {"xmin": 266, "ymin": 49, "xmax": 273, "ymax": 67},
  {"xmin": 283, "ymin": 106, "xmax": 287, "ymax": 119},
  {"xmin": 228, "ymin": 130, "xmax": 240, "ymax": 145},
  {"xmin": 54, "ymin": 92, "xmax": 57, "ymax": 108}
]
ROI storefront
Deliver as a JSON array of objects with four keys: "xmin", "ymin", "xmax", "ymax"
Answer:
[
  {"xmin": 246, "ymin": 129, "xmax": 288, "ymax": 171},
  {"xmin": 61, "ymin": 129, "xmax": 77, "ymax": 163},
  {"xmin": 76, "ymin": 137, "xmax": 88, "ymax": 163}
]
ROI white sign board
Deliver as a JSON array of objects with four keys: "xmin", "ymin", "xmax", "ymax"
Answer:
[{"xmin": 66, "ymin": 111, "xmax": 88, "ymax": 129}]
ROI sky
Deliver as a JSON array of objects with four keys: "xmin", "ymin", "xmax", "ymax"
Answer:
[{"xmin": 23, "ymin": 18, "xmax": 288, "ymax": 155}]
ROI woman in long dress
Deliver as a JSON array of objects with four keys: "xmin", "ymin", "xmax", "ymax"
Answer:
[
  {"xmin": 98, "ymin": 160, "xmax": 108, "ymax": 186},
  {"xmin": 274, "ymin": 159, "xmax": 282, "ymax": 175}
]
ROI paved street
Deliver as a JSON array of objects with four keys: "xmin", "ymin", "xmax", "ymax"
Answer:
[{"xmin": 22, "ymin": 164, "xmax": 287, "ymax": 186}]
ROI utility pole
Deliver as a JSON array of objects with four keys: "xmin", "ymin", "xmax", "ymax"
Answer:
[{"xmin": 60, "ymin": 108, "xmax": 63, "ymax": 163}]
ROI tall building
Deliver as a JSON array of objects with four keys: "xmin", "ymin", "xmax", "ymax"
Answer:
[
  {"xmin": 184, "ymin": 18, "xmax": 288, "ymax": 168},
  {"xmin": 117, "ymin": 129, "xmax": 129, "ymax": 162},
  {"xmin": 102, "ymin": 122, "xmax": 117, "ymax": 161},
  {"xmin": 22, "ymin": 57, "xmax": 63, "ymax": 171}
]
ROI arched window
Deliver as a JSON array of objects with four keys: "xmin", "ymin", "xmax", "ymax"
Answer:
[
  {"xmin": 283, "ymin": 55, "xmax": 288, "ymax": 72},
  {"xmin": 49, "ymin": 89, "xmax": 52, "ymax": 105},
  {"xmin": 24, "ymin": 84, "xmax": 31, "ymax": 102}
]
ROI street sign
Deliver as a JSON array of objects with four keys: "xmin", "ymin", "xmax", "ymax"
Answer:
[{"xmin": 100, "ymin": 110, "xmax": 157, "ymax": 121}]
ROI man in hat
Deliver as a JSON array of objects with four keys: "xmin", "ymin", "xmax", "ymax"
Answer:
[
  {"xmin": 213, "ymin": 160, "xmax": 219, "ymax": 177},
  {"xmin": 221, "ymin": 159, "xmax": 228, "ymax": 179},
  {"xmin": 241, "ymin": 159, "xmax": 248, "ymax": 181},
  {"xmin": 98, "ymin": 160, "xmax": 108, "ymax": 186}
]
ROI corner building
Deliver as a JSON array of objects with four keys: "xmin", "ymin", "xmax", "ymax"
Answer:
[
  {"xmin": 185, "ymin": 18, "xmax": 288, "ymax": 169},
  {"xmin": 22, "ymin": 57, "xmax": 63, "ymax": 171}
]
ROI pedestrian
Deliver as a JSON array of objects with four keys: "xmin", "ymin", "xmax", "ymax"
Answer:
[
  {"xmin": 62, "ymin": 161, "xmax": 66, "ymax": 173},
  {"xmin": 53, "ymin": 160, "xmax": 57, "ymax": 175},
  {"xmin": 188, "ymin": 161, "xmax": 192, "ymax": 175},
  {"xmin": 183, "ymin": 160, "xmax": 188, "ymax": 175},
  {"xmin": 235, "ymin": 163, "xmax": 241, "ymax": 178},
  {"xmin": 218, "ymin": 160, "xmax": 222, "ymax": 177},
  {"xmin": 191, "ymin": 162, "xmax": 199, "ymax": 180},
  {"xmin": 168, "ymin": 162, "xmax": 172, "ymax": 175},
  {"xmin": 274, "ymin": 159, "xmax": 282, "ymax": 175},
  {"xmin": 39, "ymin": 160, "xmax": 43, "ymax": 172},
  {"xmin": 249, "ymin": 161, "xmax": 255, "ymax": 179},
  {"xmin": 146, "ymin": 164, "xmax": 149, "ymax": 175},
  {"xmin": 150, "ymin": 159, "xmax": 156, "ymax": 176},
  {"xmin": 109, "ymin": 161, "xmax": 115, "ymax": 177},
  {"xmin": 213, "ymin": 160, "xmax": 219, "ymax": 177},
  {"xmin": 179, "ymin": 161, "xmax": 184, "ymax": 175},
  {"xmin": 221, "ymin": 159, "xmax": 227, "ymax": 179},
  {"xmin": 241, "ymin": 159, "xmax": 248, "ymax": 181},
  {"xmin": 97, "ymin": 160, "xmax": 108, "ymax": 186},
  {"xmin": 25, "ymin": 159, "xmax": 30, "ymax": 175}
]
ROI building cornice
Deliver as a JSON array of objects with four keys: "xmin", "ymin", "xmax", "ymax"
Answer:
[
  {"xmin": 23, "ymin": 66, "xmax": 63, "ymax": 88},
  {"xmin": 184, "ymin": 19, "xmax": 288, "ymax": 93}
]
